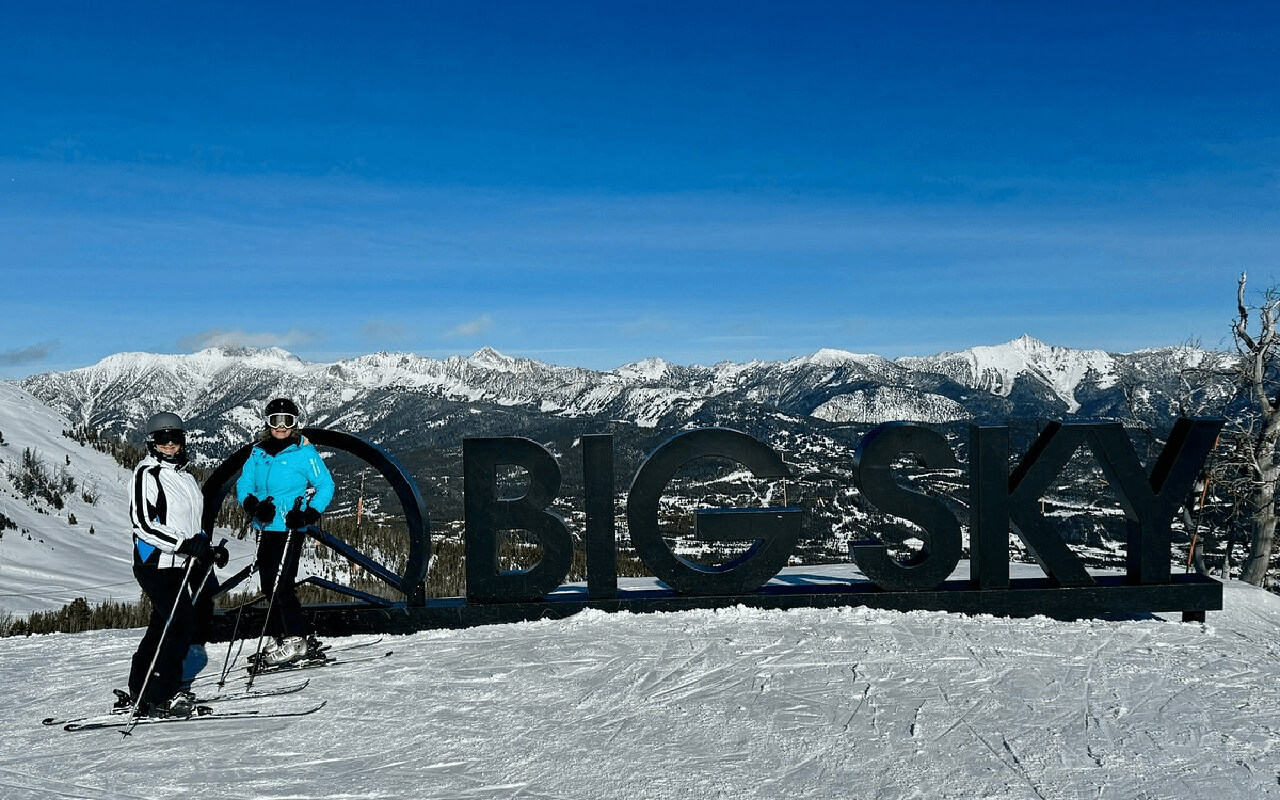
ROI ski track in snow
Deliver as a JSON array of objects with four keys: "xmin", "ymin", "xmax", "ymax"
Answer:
[{"xmin": 2, "ymin": 582, "xmax": 1279, "ymax": 799}]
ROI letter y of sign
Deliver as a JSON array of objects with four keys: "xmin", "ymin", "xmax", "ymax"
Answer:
[{"xmin": 1004, "ymin": 419, "xmax": 1222, "ymax": 588}]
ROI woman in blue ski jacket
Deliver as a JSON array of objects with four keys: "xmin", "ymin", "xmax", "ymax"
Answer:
[{"xmin": 235, "ymin": 397, "xmax": 334, "ymax": 667}]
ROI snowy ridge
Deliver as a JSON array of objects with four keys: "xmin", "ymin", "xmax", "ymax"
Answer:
[
  {"xmin": 898, "ymin": 334, "xmax": 1117, "ymax": 413},
  {"xmin": 811, "ymin": 386, "xmax": 972, "ymax": 424},
  {"xmin": 17, "ymin": 337, "xmax": 1231, "ymax": 446},
  {"xmin": 2, "ymin": 572, "xmax": 1277, "ymax": 798}
]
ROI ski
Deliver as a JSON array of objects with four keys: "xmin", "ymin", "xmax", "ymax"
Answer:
[
  {"xmin": 62, "ymin": 701, "xmax": 327, "ymax": 732},
  {"xmin": 195, "ymin": 678, "xmax": 310, "ymax": 705},
  {"xmin": 42, "ymin": 712, "xmax": 116, "ymax": 726},
  {"xmin": 185, "ymin": 637, "xmax": 390, "ymax": 690},
  {"xmin": 246, "ymin": 649, "xmax": 393, "ymax": 676},
  {"xmin": 332, "ymin": 635, "xmax": 384, "ymax": 652},
  {"xmin": 41, "ymin": 679, "xmax": 311, "ymax": 727},
  {"xmin": 246, "ymin": 636, "xmax": 383, "ymax": 662},
  {"xmin": 276, "ymin": 635, "xmax": 383, "ymax": 658},
  {"xmin": 48, "ymin": 705, "xmax": 213, "ymax": 729}
]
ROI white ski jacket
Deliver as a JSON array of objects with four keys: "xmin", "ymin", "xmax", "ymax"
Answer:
[{"xmin": 129, "ymin": 455, "xmax": 205, "ymax": 569}]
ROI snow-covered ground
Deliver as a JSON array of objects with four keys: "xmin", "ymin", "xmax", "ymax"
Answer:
[
  {"xmin": 2, "ymin": 579, "xmax": 1277, "ymax": 799},
  {"xmin": 0, "ymin": 383, "xmax": 137, "ymax": 615}
]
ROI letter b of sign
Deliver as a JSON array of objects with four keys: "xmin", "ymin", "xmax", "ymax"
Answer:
[{"xmin": 463, "ymin": 438, "xmax": 574, "ymax": 603}]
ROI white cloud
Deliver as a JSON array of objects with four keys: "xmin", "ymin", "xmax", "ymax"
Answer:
[
  {"xmin": 443, "ymin": 315, "xmax": 493, "ymax": 339},
  {"xmin": 178, "ymin": 328, "xmax": 320, "ymax": 351},
  {"xmin": 0, "ymin": 340, "xmax": 57, "ymax": 366}
]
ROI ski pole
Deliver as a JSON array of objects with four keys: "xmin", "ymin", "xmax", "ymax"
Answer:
[
  {"xmin": 191, "ymin": 538, "xmax": 226, "ymax": 606},
  {"xmin": 246, "ymin": 498, "xmax": 303, "ymax": 688},
  {"xmin": 123, "ymin": 554, "xmax": 199, "ymax": 737},
  {"xmin": 215, "ymin": 556, "xmax": 256, "ymax": 688},
  {"xmin": 217, "ymin": 489, "xmax": 262, "ymax": 684},
  {"xmin": 179, "ymin": 537, "xmax": 226, "ymax": 686},
  {"xmin": 246, "ymin": 531, "xmax": 291, "ymax": 688}
]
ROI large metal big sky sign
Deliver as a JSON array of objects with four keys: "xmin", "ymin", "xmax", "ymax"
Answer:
[{"xmin": 203, "ymin": 417, "xmax": 1225, "ymax": 637}]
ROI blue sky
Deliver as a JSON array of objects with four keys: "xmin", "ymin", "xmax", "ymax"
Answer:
[{"xmin": 2, "ymin": 1, "xmax": 1277, "ymax": 377}]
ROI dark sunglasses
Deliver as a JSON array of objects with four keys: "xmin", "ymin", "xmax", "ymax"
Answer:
[
  {"xmin": 266, "ymin": 413, "xmax": 298, "ymax": 429},
  {"xmin": 151, "ymin": 429, "xmax": 185, "ymax": 446}
]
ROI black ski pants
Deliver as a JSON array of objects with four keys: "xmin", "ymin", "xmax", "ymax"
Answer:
[
  {"xmin": 257, "ymin": 530, "xmax": 308, "ymax": 639},
  {"xmin": 129, "ymin": 563, "xmax": 197, "ymax": 705}
]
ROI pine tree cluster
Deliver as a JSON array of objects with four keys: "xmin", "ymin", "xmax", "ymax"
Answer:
[
  {"xmin": 7, "ymin": 447, "xmax": 76, "ymax": 510},
  {"xmin": 0, "ymin": 595, "xmax": 152, "ymax": 637},
  {"xmin": 63, "ymin": 425, "xmax": 144, "ymax": 471}
]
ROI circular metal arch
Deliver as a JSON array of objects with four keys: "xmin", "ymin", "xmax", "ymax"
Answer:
[{"xmin": 200, "ymin": 428, "xmax": 430, "ymax": 605}]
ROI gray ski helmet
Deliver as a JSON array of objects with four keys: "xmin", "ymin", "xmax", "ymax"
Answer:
[
  {"xmin": 145, "ymin": 411, "xmax": 185, "ymax": 437},
  {"xmin": 144, "ymin": 411, "xmax": 188, "ymax": 465}
]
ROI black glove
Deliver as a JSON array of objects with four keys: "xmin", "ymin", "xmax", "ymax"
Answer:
[
  {"xmin": 177, "ymin": 535, "xmax": 211, "ymax": 561},
  {"xmin": 285, "ymin": 507, "xmax": 321, "ymax": 529},
  {"xmin": 254, "ymin": 497, "xmax": 276, "ymax": 525},
  {"xmin": 242, "ymin": 495, "xmax": 260, "ymax": 517},
  {"xmin": 210, "ymin": 543, "xmax": 230, "ymax": 569}
]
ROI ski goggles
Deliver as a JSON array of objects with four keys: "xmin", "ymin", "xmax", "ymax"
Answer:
[
  {"xmin": 151, "ymin": 429, "xmax": 185, "ymax": 446},
  {"xmin": 266, "ymin": 413, "xmax": 298, "ymax": 429}
]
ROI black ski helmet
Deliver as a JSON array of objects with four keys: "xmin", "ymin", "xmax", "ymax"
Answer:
[
  {"xmin": 264, "ymin": 397, "xmax": 303, "ymax": 434},
  {"xmin": 144, "ymin": 411, "xmax": 188, "ymax": 465},
  {"xmin": 265, "ymin": 398, "xmax": 300, "ymax": 417}
]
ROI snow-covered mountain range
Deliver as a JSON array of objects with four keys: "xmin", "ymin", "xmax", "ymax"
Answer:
[
  {"xmin": 0, "ymin": 336, "xmax": 1242, "ymax": 615},
  {"xmin": 17, "ymin": 335, "xmax": 1234, "ymax": 448}
]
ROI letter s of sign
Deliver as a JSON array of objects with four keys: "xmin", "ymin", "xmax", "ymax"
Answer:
[
  {"xmin": 851, "ymin": 422, "xmax": 963, "ymax": 591},
  {"xmin": 626, "ymin": 428, "xmax": 802, "ymax": 595}
]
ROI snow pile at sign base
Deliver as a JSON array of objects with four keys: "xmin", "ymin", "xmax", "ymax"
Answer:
[{"xmin": 2, "ymin": 579, "xmax": 1278, "ymax": 800}]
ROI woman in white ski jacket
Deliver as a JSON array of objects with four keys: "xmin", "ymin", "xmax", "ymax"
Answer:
[
  {"xmin": 126, "ymin": 412, "xmax": 227, "ymax": 716},
  {"xmin": 235, "ymin": 398, "xmax": 334, "ymax": 667}
]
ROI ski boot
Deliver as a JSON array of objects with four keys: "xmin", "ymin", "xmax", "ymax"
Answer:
[
  {"xmin": 166, "ymin": 690, "xmax": 197, "ymax": 717},
  {"xmin": 112, "ymin": 689, "xmax": 133, "ymax": 714},
  {"xmin": 137, "ymin": 691, "xmax": 197, "ymax": 718},
  {"xmin": 304, "ymin": 634, "xmax": 327, "ymax": 659},
  {"xmin": 261, "ymin": 635, "xmax": 308, "ymax": 666}
]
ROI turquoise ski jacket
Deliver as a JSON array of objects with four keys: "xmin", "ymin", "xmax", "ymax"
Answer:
[{"xmin": 235, "ymin": 436, "xmax": 335, "ymax": 532}]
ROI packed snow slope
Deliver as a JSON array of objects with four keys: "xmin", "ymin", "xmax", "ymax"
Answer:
[
  {"xmin": 3, "ymin": 579, "xmax": 1278, "ymax": 800},
  {"xmin": 0, "ymin": 382, "xmax": 136, "ymax": 615}
]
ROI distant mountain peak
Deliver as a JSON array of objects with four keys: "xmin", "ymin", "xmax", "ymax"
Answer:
[
  {"xmin": 795, "ymin": 348, "xmax": 882, "ymax": 368},
  {"xmin": 898, "ymin": 336, "xmax": 1119, "ymax": 413},
  {"xmin": 468, "ymin": 346, "xmax": 516, "ymax": 369},
  {"xmin": 804, "ymin": 348, "xmax": 858, "ymax": 365},
  {"xmin": 614, "ymin": 357, "xmax": 670, "ymax": 381},
  {"xmin": 200, "ymin": 345, "xmax": 301, "ymax": 360}
]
